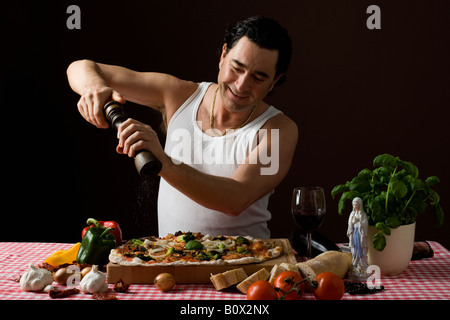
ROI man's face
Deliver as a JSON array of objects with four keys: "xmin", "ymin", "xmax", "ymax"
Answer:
[{"xmin": 218, "ymin": 36, "xmax": 280, "ymax": 112}]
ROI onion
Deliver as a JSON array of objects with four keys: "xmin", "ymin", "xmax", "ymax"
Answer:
[
  {"xmin": 81, "ymin": 267, "xmax": 92, "ymax": 278},
  {"xmin": 154, "ymin": 273, "xmax": 176, "ymax": 292},
  {"xmin": 54, "ymin": 268, "xmax": 71, "ymax": 285}
]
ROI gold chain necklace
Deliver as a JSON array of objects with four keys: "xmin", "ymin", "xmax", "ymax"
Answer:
[{"xmin": 209, "ymin": 86, "xmax": 256, "ymax": 136}]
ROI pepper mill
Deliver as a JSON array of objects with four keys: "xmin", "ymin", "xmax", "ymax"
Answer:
[{"xmin": 103, "ymin": 101, "xmax": 162, "ymax": 177}]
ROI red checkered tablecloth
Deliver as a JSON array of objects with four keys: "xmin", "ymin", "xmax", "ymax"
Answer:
[{"xmin": 0, "ymin": 241, "xmax": 449, "ymax": 300}]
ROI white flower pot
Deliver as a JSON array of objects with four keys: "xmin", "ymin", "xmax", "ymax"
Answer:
[{"xmin": 368, "ymin": 222, "xmax": 416, "ymax": 276}]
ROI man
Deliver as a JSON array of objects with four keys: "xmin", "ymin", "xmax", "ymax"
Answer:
[{"xmin": 67, "ymin": 16, "xmax": 298, "ymax": 238}]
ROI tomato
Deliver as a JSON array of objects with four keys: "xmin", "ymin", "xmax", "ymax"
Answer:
[
  {"xmin": 246, "ymin": 280, "xmax": 278, "ymax": 300},
  {"xmin": 313, "ymin": 272, "xmax": 345, "ymax": 300},
  {"xmin": 273, "ymin": 271, "xmax": 304, "ymax": 300}
]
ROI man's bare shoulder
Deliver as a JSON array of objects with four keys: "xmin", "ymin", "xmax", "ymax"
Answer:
[
  {"xmin": 161, "ymin": 76, "xmax": 199, "ymax": 115},
  {"xmin": 264, "ymin": 112, "xmax": 298, "ymax": 136},
  {"xmin": 161, "ymin": 76, "xmax": 198, "ymax": 102},
  {"xmin": 262, "ymin": 112, "xmax": 299, "ymax": 157}
]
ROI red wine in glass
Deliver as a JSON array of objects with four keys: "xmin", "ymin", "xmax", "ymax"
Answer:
[
  {"xmin": 292, "ymin": 210, "xmax": 325, "ymax": 233},
  {"xmin": 292, "ymin": 187, "xmax": 326, "ymax": 259}
]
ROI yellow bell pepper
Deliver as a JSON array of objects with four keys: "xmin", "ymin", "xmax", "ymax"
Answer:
[{"xmin": 44, "ymin": 242, "xmax": 81, "ymax": 267}]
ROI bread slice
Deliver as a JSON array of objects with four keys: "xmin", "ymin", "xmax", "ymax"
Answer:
[
  {"xmin": 279, "ymin": 263, "xmax": 300, "ymax": 273},
  {"xmin": 268, "ymin": 264, "xmax": 286, "ymax": 284},
  {"xmin": 268, "ymin": 263, "xmax": 299, "ymax": 284},
  {"xmin": 295, "ymin": 263, "xmax": 318, "ymax": 292},
  {"xmin": 236, "ymin": 268, "xmax": 270, "ymax": 294},
  {"xmin": 210, "ymin": 268, "xmax": 248, "ymax": 291}
]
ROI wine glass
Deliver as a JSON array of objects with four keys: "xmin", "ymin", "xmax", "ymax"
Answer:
[{"xmin": 291, "ymin": 187, "xmax": 326, "ymax": 259}]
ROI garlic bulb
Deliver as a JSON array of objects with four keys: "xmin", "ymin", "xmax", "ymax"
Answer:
[
  {"xmin": 20, "ymin": 263, "xmax": 54, "ymax": 292},
  {"xmin": 79, "ymin": 265, "xmax": 108, "ymax": 293}
]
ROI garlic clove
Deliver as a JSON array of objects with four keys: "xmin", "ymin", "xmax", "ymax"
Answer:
[{"xmin": 43, "ymin": 285, "xmax": 55, "ymax": 293}]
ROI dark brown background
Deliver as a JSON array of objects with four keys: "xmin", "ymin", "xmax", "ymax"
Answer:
[{"xmin": 3, "ymin": 1, "xmax": 449, "ymax": 248}]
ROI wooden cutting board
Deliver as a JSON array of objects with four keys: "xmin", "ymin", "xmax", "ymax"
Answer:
[{"xmin": 107, "ymin": 238, "xmax": 296, "ymax": 284}]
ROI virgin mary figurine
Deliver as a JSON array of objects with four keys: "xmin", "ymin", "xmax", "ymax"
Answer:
[{"xmin": 347, "ymin": 197, "xmax": 369, "ymax": 279}]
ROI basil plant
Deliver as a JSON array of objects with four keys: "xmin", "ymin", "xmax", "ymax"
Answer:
[{"xmin": 331, "ymin": 154, "xmax": 444, "ymax": 251}]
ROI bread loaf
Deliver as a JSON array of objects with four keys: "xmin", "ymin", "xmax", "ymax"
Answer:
[
  {"xmin": 295, "ymin": 251, "xmax": 352, "ymax": 292},
  {"xmin": 210, "ymin": 268, "xmax": 248, "ymax": 291},
  {"xmin": 236, "ymin": 268, "xmax": 270, "ymax": 294}
]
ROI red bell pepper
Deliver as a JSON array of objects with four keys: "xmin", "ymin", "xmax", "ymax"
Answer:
[{"xmin": 81, "ymin": 218, "xmax": 122, "ymax": 246}]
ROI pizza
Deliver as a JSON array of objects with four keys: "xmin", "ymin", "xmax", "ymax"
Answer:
[{"xmin": 109, "ymin": 231, "xmax": 283, "ymax": 266}]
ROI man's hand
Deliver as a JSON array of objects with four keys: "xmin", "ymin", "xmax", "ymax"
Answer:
[
  {"xmin": 116, "ymin": 118, "xmax": 166, "ymax": 163},
  {"xmin": 77, "ymin": 86, "xmax": 126, "ymax": 128}
]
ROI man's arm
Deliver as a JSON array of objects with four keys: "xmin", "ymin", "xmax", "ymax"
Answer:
[
  {"xmin": 149, "ymin": 114, "xmax": 298, "ymax": 216},
  {"xmin": 66, "ymin": 59, "xmax": 197, "ymax": 128}
]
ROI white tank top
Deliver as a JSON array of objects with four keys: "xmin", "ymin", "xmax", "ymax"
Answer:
[{"xmin": 157, "ymin": 82, "xmax": 282, "ymax": 238}]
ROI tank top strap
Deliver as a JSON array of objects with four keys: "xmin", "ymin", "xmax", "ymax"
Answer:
[
  {"xmin": 167, "ymin": 82, "xmax": 212, "ymax": 132},
  {"xmin": 245, "ymin": 105, "xmax": 283, "ymax": 131}
]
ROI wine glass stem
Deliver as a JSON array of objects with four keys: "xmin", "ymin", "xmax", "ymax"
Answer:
[{"xmin": 307, "ymin": 232, "xmax": 312, "ymax": 259}]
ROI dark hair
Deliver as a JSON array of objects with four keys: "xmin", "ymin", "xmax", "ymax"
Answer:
[{"xmin": 223, "ymin": 16, "xmax": 292, "ymax": 87}]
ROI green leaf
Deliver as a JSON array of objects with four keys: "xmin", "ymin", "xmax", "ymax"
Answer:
[
  {"xmin": 401, "ymin": 174, "xmax": 412, "ymax": 185},
  {"xmin": 428, "ymin": 189, "xmax": 440, "ymax": 206},
  {"xmin": 373, "ymin": 193, "xmax": 387, "ymax": 219},
  {"xmin": 373, "ymin": 154, "xmax": 398, "ymax": 169},
  {"xmin": 373, "ymin": 166, "xmax": 390, "ymax": 177},
  {"xmin": 411, "ymin": 178, "xmax": 425, "ymax": 191},
  {"xmin": 373, "ymin": 232, "xmax": 387, "ymax": 251},
  {"xmin": 409, "ymin": 195, "xmax": 427, "ymax": 215},
  {"xmin": 338, "ymin": 197, "xmax": 346, "ymax": 215},
  {"xmin": 375, "ymin": 222, "xmax": 391, "ymax": 235},
  {"xmin": 367, "ymin": 198, "xmax": 381, "ymax": 216},
  {"xmin": 401, "ymin": 161, "xmax": 419, "ymax": 178},
  {"xmin": 389, "ymin": 179, "xmax": 408, "ymax": 198},
  {"xmin": 358, "ymin": 168, "xmax": 372, "ymax": 179},
  {"xmin": 385, "ymin": 216, "xmax": 401, "ymax": 228},
  {"xmin": 394, "ymin": 169, "xmax": 410, "ymax": 180},
  {"xmin": 425, "ymin": 176, "xmax": 440, "ymax": 186},
  {"xmin": 349, "ymin": 176, "xmax": 371, "ymax": 193},
  {"xmin": 402, "ymin": 204, "xmax": 418, "ymax": 225},
  {"xmin": 337, "ymin": 190, "xmax": 360, "ymax": 215},
  {"xmin": 331, "ymin": 184, "xmax": 348, "ymax": 199},
  {"xmin": 380, "ymin": 174, "xmax": 390, "ymax": 185},
  {"xmin": 346, "ymin": 190, "xmax": 360, "ymax": 201},
  {"xmin": 433, "ymin": 204, "xmax": 444, "ymax": 227}
]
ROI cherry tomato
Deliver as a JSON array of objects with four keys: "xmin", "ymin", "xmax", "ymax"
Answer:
[
  {"xmin": 313, "ymin": 272, "xmax": 345, "ymax": 300},
  {"xmin": 246, "ymin": 280, "xmax": 278, "ymax": 300},
  {"xmin": 273, "ymin": 271, "xmax": 304, "ymax": 300}
]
